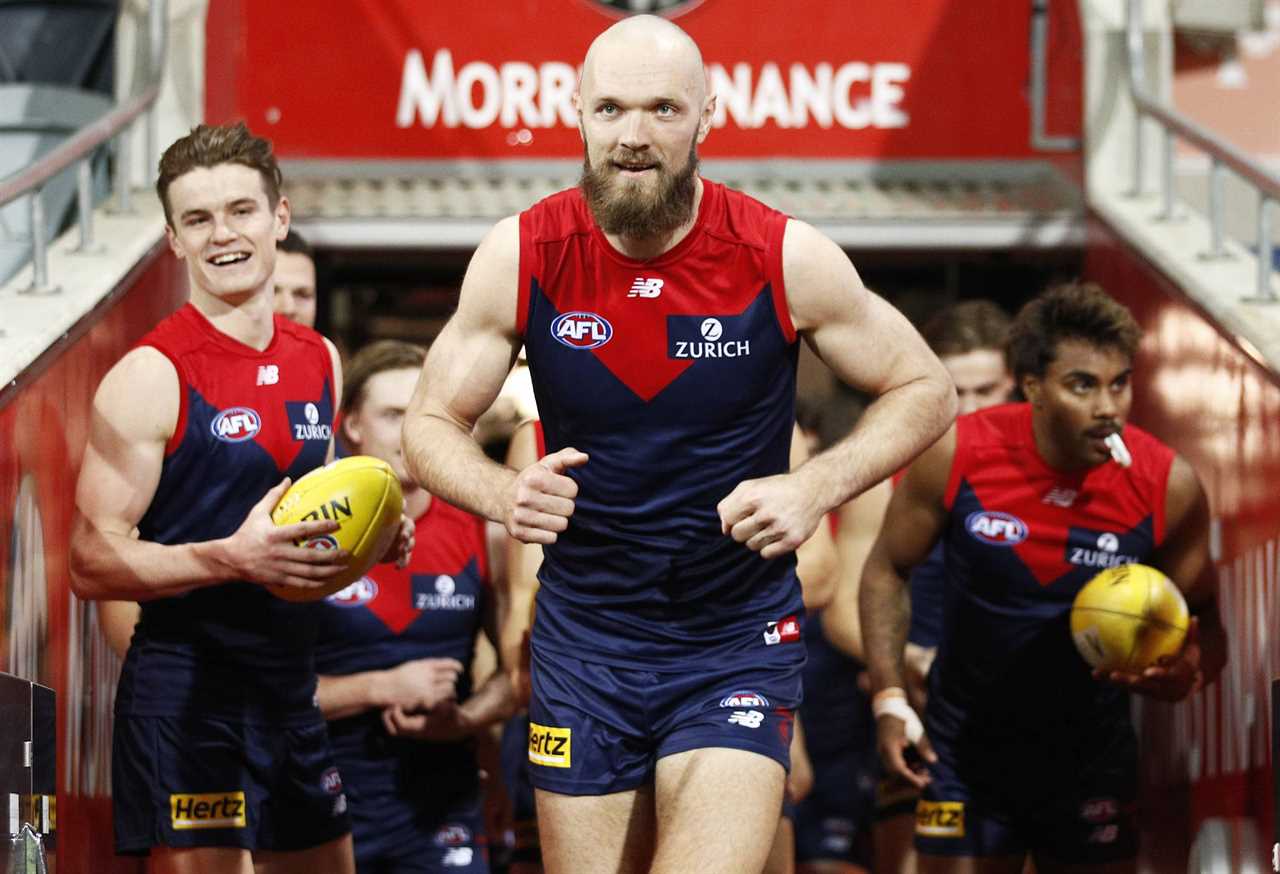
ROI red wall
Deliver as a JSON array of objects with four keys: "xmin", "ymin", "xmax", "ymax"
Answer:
[
  {"xmin": 205, "ymin": 0, "xmax": 1083, "ymax": 161},
  {"xmin": 1086, "ymin": 220, "xmax": 1280, "ymax": 869},
  {"xmin": 0, "ymin": 246, "xmax": 187, "ymax": 871}
]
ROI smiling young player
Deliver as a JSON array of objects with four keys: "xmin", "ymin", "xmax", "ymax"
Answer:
[{"xmin": 69, "ymin": 122, "xmax": 408, "ymax": 874}]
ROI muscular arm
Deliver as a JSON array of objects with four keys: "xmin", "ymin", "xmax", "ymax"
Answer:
[
  {"xmin": 791, "ymin": 424, "xmax": 837, "ymax": 611},
  {"xmin": 70, "ymin": 348, "xmax": 348, "ymax": 601},
  {"xmin": 859, "ymin": 427, "xmax": 954, "ymax": 696},
  {"xmin": 786, "ymin": 220, "xmax": 956, "ymax": 513},
  {"xmin": 402, "ymin": 217, "xmax": 523, "ymax": 523},
  {"xmin": 822, "ymin": 479, "xmax": 892, "ymax": 662},
  {"xmin": 1122, "ymin": 454, "xmax": 1226, "ymax": 698}
]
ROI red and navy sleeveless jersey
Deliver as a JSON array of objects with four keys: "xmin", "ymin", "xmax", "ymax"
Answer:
[
  {"xmin": 927, "ymin": 403, "xmax": 1175, "ymax": 746},
  {"xmin": 517, "ymin": 181, "xmax": 803, "ymax": 669},
  {"xmin": 312, "ymin": 499, "xmax": 489, "ymax": 813},
  {"xmin": 117, "ymin": 303, "xmax": 336, "ymax": 724}
]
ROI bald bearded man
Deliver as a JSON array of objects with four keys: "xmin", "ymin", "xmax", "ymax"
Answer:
[{"xmin": 402, "ymin": 16, "xmax": 956, "ymax": 874}]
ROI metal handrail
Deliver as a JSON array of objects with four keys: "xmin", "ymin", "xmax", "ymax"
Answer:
[
  {"xmin": 0, "ymin": 0, "xmax": 167, "ymax": 294},
  {"xmin": 1125, "ymin": 0, "xmax": 1279, "ymax": 300}
]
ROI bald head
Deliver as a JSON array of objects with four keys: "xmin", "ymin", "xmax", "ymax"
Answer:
[{"xmin": 580, "ymin": 15, "xmax": 708, "ymax": 106}]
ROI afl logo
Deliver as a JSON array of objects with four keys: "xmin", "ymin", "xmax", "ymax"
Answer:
[
  {"xmin": 552, "ymin": 312, "xmax": 613, "ymax": 349},
  {"xmin": 302, "ymin": 534, "xmax": 340, "ymax": 551},
  {"xmin": 327, "ymin": 577, "xmax": 378, "ymax": 607},
  {"xmin": 720, "ymin": 690, "xmax": 770, "ymax": 708},
  {"xmin": 582, "ymin": 0, "xmax": 705, "ymax": 18},
  {"xmin": 211, "ymin": 406, "xmax": 261, "ymax": 442},
  {"xmin": 965, "ymin": 511, "xmax": 1028, "ymax": 546}
]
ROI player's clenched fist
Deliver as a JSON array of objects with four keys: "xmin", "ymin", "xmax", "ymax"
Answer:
[
  {"xmin": 718, "ymin": 471, "xmax": 823, "ymax": 559},
  {"xmin": 505, "ymin": 447, "xmax": 588, "ymax": 545}
]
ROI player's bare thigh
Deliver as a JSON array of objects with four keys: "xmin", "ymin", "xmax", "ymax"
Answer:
[
  {"xmin": 536, "ymin": 785, "xmax": 655, "ymax": 874},
  {"xmin": 650, "ymin": 747, "xmax": 786, "ymax": 874},
  {"xmin": 764, "ymin": 816, "xmax": 795, "ymax": 874},
  {"xmin": 875, "ymin": 811, "xmax": 918, "ymax": 874},
  {"xmin": 254, "ymin": 834, "xmax": 355, "ymax": 874},
  {"xmin": 149, "ymin": 847, "xmax": 254, "ymax": 874}
]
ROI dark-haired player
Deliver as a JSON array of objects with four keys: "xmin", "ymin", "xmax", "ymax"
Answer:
[
  {"xmin": 401, "ymin": 14, "xmax": 954, "ymax": 874},
  {"xmin": 860, "ymin": 282, "xmax": 1227, "ymax": 873},
  {"xmin": 314, "ymin": 339, "xmax": 516, "ymax": 874},
  {"xmin": 274, "ymin": 228, "xmax": 319, "ymax": 329},
  {"xmin": 71, "ymin": 122, "xmax": 405, "ymax": 873}
]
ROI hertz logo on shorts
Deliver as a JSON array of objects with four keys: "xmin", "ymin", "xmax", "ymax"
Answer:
[
  {"xmin": 528, "ymin": 722, "xmax": 571, "ymax": 768},
  {"xmin": 170, "ymin": 791, "xmax": 247, "ymax": 830},
  {"xmin": 916, "ymin": 800, "xmax": 964, "ymax": 838}
]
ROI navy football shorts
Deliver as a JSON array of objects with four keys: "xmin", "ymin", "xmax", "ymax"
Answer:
[
  {"xmin": 353, "ymin": 795, "xmax": 487, "ymax": 874},
  {"xmin": 113, "ymin": 713, "xmax": 351, "ymax": 855},
  {"xmin": 793, "ymin": 749, "xmax": 876, "ymax": 867},
  {"xmin": 915, "ymin": 730, "xmax": 1138, "ymax": 865},
  {"xmin": 527, "ymin": 645, "xmax": 801, "ymax": 796}
]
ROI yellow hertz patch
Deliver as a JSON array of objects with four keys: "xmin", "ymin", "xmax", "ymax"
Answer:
[
  {"xmin": 916, "ymin": 800, "xmax": 965, "ymax": 838},
  {"xmin": 528, "ymin": 722, "xmax": 571, "ymax": 768},
  {"xmin": 170, "ymin": 791, "xmax": 248, "ymax": 830}
]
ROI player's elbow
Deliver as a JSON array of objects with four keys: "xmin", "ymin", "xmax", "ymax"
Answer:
[{"xmin": 68, "ymin": 515, "xmax": 115, "ymax": 600}]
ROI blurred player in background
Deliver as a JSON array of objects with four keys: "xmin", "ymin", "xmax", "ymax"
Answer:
[
  {"xmin": 499, "ymin": 419, "xmax": 838, "ymax": 874},
  {"xmin": 860, "ymin": 282, "xmax": 1227, "ymax": 874},
  {"xmin": 872, "ymin": 299, "xmax": 1015, "ymax": 874},
  {"xmin": 402, "ymin": 15, "xmax": 954, "ymax": 873},
  {"xmin": 314, "ymin": 340, "xmax": 516, "ymax": 873},
  {"xmin": 69, "ymin": 122, "xmax": 381, "ymax": 873},
  {"xmin": 274, "ymin": 228, "xmax": 319, "ymax": 329}
]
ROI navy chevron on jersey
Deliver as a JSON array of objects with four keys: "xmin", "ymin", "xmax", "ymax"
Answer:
[
  {"xmin": 313, "ymin": 498, "xmax": 489, "ymax": 858},
  {"xmin": 927, "ymin": 403, "xmax": 1174, "ymax": 755},
  {"xmin": 118, "ymin": 304, "xmax": 335, "ymax": 723},
  {"xmin": 517, "ymin": 181, "xmax": 803, "ymax": 669}
]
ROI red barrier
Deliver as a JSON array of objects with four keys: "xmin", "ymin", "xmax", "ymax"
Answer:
[
  {"xmin": 0, "ymin": 245, "xmax": 187, "ymax": 871},
  {"xmin": 1086, "ymin": 220, "xmax": 1280, "ymax": 869},
  {"xmin": 205, "ymin": 0, "xmax": 1082, "ymax": 161}
]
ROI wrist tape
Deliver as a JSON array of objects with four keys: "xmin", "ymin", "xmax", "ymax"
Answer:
[{"xmin": 872, "ymin": 688, "xmax": 924, "ymax": 744}]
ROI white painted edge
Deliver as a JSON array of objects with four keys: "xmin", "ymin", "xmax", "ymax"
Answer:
[
  {"xmin": 0, "ymin": 195, "xmax": 167, "ymax": 395},
  {"xmin": 1089, "ymin": 181, "xmax": 1280, "ymax": 375}
]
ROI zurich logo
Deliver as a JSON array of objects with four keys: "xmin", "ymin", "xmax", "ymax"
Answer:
[
  {"xmin": 551, "ymin": 311, "xmax": 613, "ymax": 350},
  {"xmin": 700, "ymin": 318, "xmax": 723, "ymax": 341},
  {"xmin": 211, "ymin": 406, "xmax": 261, "ymax": 443},
  {"xmin": 966, "ymin": 511, "xmax": 1028, "ymax": 546},
  {"xmin": 327, "ymin": 577, "xmax": 378, "ymax": 607}
]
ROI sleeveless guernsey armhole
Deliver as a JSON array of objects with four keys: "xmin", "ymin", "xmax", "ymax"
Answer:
[
  {"xmin": 476, "ymin": 514, "xmax": 492, "ymax": 586},
  {"xmin": 765, "ymin": 212, "xmax": 797, "ymax": 344},
  {"xmin": 149, "ymin": 343, "xmax": 189, "ymax": 457},
  {"xmin": 516, "ymin": 212, "xmax": 534, "ymax": 338},
  {"xmin": 1151, "ymin": 445, "xmax": 1176, "ymax": 546},
  {"xmin": 942, "ymin": 424, "xmax": 968, "ymax": 510},
  {"xmin": 533, "ymin": 420, "xmax": 546, "ymax": 457}
]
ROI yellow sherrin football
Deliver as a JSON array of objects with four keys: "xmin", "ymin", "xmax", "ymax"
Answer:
[
  {"xmin": 267, "ymin": 455, "xmax": 403, "ymax": 602},
  {"xmin": 1070, "ymin": 562, "xmax": 1189, "ymax": 673}
]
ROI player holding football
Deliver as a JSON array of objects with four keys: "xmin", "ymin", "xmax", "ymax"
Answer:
[
  {"xmin": 860, "ymin": 282, "xmax": 1227, "ymax": 874},
  {"xmin": 70, "ymin": 122, "xmax": 405, "ymax": 873}
]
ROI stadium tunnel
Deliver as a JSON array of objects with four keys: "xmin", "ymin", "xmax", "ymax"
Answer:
[{"xmin": 0, "ymin": 0, "xmax": 1277, "ymax": 871}]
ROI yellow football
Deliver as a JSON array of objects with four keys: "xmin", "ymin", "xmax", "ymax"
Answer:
[
  {"xmin": 267, "ymin": 455, "xmax": 404, "ymax": 602},
  {"xmin": 1070, "ymin": 563, "xmax": 1189, "ymax": 673}
]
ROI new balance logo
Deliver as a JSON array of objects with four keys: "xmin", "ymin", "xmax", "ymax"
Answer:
[
  {"xmin": 628, "ymin": 277, "xmax": 664, "ymax": 298},
  {"xmin": 256, "ymin": 365, "xmax": 279, "ymax": 386},
  {"xmin": 727, "ymin": 709, "xmax": 764, "ymax": 728},
  {"xmin": 1042, "ymin": 486, "xmax": 1078, "ymax": 507}
]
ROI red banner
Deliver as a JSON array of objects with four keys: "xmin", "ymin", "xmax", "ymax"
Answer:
[
  {"xmin": 206, "ymin": 0, "xmax": 1082, "ymax": 161},
  {"xmin": 0, "ymin": 247, "xmax": 187, "ymax": 872}
]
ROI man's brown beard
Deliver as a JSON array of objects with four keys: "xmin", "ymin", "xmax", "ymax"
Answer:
[{"xmin": 580, "ymin": 140, "xmax": 699, "ymax": 238}]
